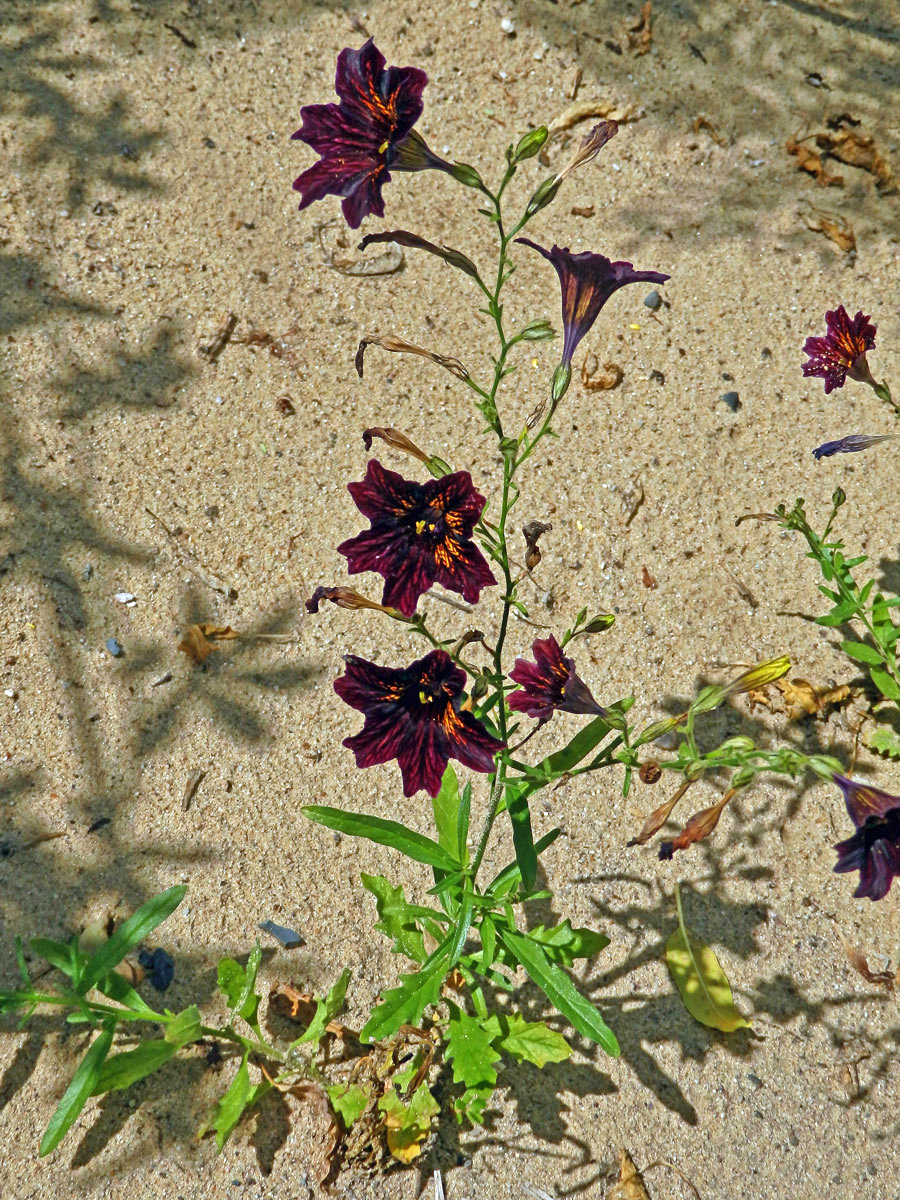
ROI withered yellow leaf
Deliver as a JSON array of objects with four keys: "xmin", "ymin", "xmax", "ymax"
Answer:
[
  {"xmin": 177, "ymin": 623, "xmax": 240, "ymax": 664},
  {"xmin": 607, "ymin": 1148, "xmax": 652, "ymax": 1200},
  {"xmin": 666, "ymin": 884, "xmax": 751, "ymax": 1033}
]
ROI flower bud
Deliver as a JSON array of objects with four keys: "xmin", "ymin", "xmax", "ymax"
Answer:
[
  {"xmin": 448, "ymin": 160, "xmax": 484, "ymax": 189},
  {"xmin": 551, "ymin": 362, "xmax": 572, "ymax": 403},
  {"xmin": 513, "ymin": 126, "xmax": 549, "ymax": 163},
  {"xmin": 425, "ymin": 455, "xmax": 452, "ymax": 478},
  {"xmin": 524, "ymin": 175, "xmax": 561, "ymax": 218},
  {"xmin": 517, "ymin": 318, "xmax": 556, "ymax": 342}
]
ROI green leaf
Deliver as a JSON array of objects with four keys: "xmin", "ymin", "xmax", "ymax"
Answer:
[
  {"xmin": 217, "ymin": 953, "xmax": 260, "ymax": 1026},
  {"xmin": 487, "ymin": 829, "xmax": 562, "ymax": 897},
  {"xmin": 666, "ymin": 884, "xmax": 750, "ymax": 1033},
  {"xmin": 446, "ymin": 1009, "xmax": 500, "ymax": 1090},
  {"xmin": 80, "ymin": 886, "xmax": 186, "ymax": 995},
  {"xmin": 361, "ymin": 874, "xmax": 440, "ymax": 962},
  {"xmin": 480, "ymin": 914, "xmax": 497, "ymax": 973},
  {"xmin": 203, "ymin": 1054, "xmax": 251, "ymax": 1151},
  {"xmin": 165, "ymin": 1005, "xmax": 202, "ymax": 1047},
  {"xmin": 456, "ymin": 782, "xmax": 471, "ymax": 867},
  {"xmin": 14, "ymin": 936, "xmax": 30, "ymax": 987},
  {"xmin": 499, "ymin": 930, "xmax": 619, "ymax": 1055},
  {"xmin": 291, "ymin": 968, "xmax": 351, "ymax": 1047},
  {"xmin": 91, "ymin": 1039, "xmax": 177, "ymax": 1095},
  {"xmin": 871, "ymin": 667, "xmax": 900, "ymax": 702},
  {"xmin": 431, "ymin": 765, "xmax": 462, "ymax": 863},
  {"xmin": 30, "ymin": 937, "xmax": 80, "ymax": 980},
  {"xmin": 840, "ymin": 640, "xmax": 884, "ymax": 666},
  {"xmin": 864, "ymin": 725, "xmax": 900, "ymax": 759},
  {"xmin": 327, "ymin": 1082, "xmax": 370, "ymax": 1127},
  {"xmin": 379, "ymin": 1081, "xmax": 439, "ymax": 1162},
  {"xmin": 527, "ymin": 921, "xmax": 610, "ymax": 967},
  {"xmin": 533, "ymin": 712, "xmax": 617, "ymax": 780},
  {"xmin": 303, "ymin": 806, "xmax": 457, "ymax": 871},
  {"xmin": 39, "ymin": 1020, "xmax": 115, "ymax": 1155},
  {"xmin": 496, "ymin": 1014, "xmax": 572, "ymax": 1067},
  {"xmin": 507, "ymin": 781, "xmax": 537, "ymax": 890},
  {"xmin": 361, "ymin": 943, "xmax": 452, "ymax": 1043}
]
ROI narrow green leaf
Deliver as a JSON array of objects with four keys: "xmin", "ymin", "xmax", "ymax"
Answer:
[
  {"xmin": 456, "ymin": 782, "xmax": 471, "ymax": 866},
  {"xmin": 507, "ymin": 782, "xmax": 537, "ymax": 891},
  {"xmin": 431, "ymin": 765, "xmax": 461, "ymax": 863},
  {"xmin": 91, "ymin": 1039, "xmax": 177, "ymax": 1095},
  {"xmin": 234, "ymin": 942, "xmax": 262, "ymax": 1025},
  {"xmin": 14, "ymin": 936, "xmax": 30, "ymax": 986},
  {"xmin": 487, "ymin": 829, "xmax": 561, "ymax": 897},
  {"xmin": 527, "ymin": 921, "xmax": 611, "ymax": 967},
  {"xmin": 303, "ymin": 806, "xmax": 457, "ymax": 871},
  {"xmin": 80, "ymin": 886, "xmax": 186, "ymax": 994},
  {"xmin": 499, "ymin": 930, "xmax": 619, "ymax": 1055},
  {"xmin": 293, "ymin": 967, "xmax": 351, "ymax": 1045},
  {"xmin": 871, "ymin": 667, "xmax": 900, "ymax": 702},
  {"xmin": 165, "ymin": 1005, "xmax": 202, "ymax": 1047},
  {"xmin": 39, "ymin": 1021, "xmax": 115, "ymax": 1155},
  {"xmin": 202, "ymin": 1054, "xmax": 251, "ymax": 1152},
  {"xmin": 30, "ymin": 938, "xmax": 78, "ymax": 979},
  {"xmin": 533, "ymin": 712, "xmax": 615, "ymax": 779},
  {"xmin": 480, "ymin": 914, "xmax": 496, "ymax": 974},
  {"xmin": 666, "ymin": 883, "xmax": 751, "ymax": 1032},
  {"xmin": 840, "ymin": 640, "xmax": 884, "ymax": 666},
  {"xmin": 361, "ymin": 944, "xmax": 452, "ymax": 1043}
]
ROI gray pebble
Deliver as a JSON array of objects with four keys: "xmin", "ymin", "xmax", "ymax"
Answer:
[
  {"xmin": 721, "ymin": 390, "xmax": 741, "ymax": 411},
  {"xmin": 643, "ymin": 290, "xmax": 662, "ymax": 310},
  {"xmin": 258, "ymin": 920, "xmax": 303, "ymax": 948},
  {"xmin": 82, "ymin": 564, "xmax": 93, "ymax": 580},
  {"xmin": 105, "ymin": 637, "xmax": 123, "ymax": 657}
]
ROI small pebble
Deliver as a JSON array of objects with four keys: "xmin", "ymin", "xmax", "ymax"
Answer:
[
  {"xmin": 258, "ymin": 920, "xmax": 304, "ymax": 949},
  {"xmin": 203, "ymin": 136, "xmax": 216, "ymax": 149},
  {"xmin": 106, "ymin": 637, "xmax": 124, "ymax": 657},
  {"xmin": 82, "ymin": 564, "xmax": 93, "ymax": 580},
  {"xmin": 721, "ymin": 390, "xmax": 741, "ymax": 411},
  {"xmin": 501, "ymin": 16, "xmax": 515, "ymax": 34},
  {"xmin": 643, "ymin": 290, "xmax": 661, "ymax": 310},
  {"xmin": 114, "ymin": 591, "xmax": 137, "ymax": 606}
]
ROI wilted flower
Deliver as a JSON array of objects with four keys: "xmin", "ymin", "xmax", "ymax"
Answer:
[
  {"xmin": 335, "ymin": 649, "xmax": 504, "ymax": 796},
  {"xmin": 516, "ymin": 239, "xmax": 669, "ymax": 400},
  {"xmin": 305, "ymin": 586, "xmax": 399, "ymax": 615},
  {"xmin": 338, "ymin": 460, "xmax": 496, "ymax": 617},
  {"xmin": 802, "ymin": 305, "xmax": 877, "ymax": 395},
  {"xmin": 812, "ymin": 432, "xmax": 895, "ymax": 460},
  {"xmin": 292, "ymin": 40, "xmax": 450, "ymax": 228},
  {"xmin": 832, "ymin": 773, "xmax": 900, "ymax": 901},
  {"xmin": 508, "ymin": 635, "xmax": 606, "ymax": 722}
]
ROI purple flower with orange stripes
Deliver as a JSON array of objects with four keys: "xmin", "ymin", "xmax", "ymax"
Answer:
[
  {"xmin": 291, "ymin": 39, "xmax": 451, "ymax": 228},
  {"xmin": 508, "ymin": 635, "xmax": 607, "ymax": 722},
  {"xmin": 337, "ymin": 460, "xmax": 496, "ymax": 617},
  {"xmin": 335, "ymin": 650, "xmax": 504, "ymax": 796},
  {"xmin": 802, "ymin": 306, "xmax": 877, "ymax": 395},
  {"xmin": 832, "ymin": 773, "xmax": 900, "ymax": 901}
]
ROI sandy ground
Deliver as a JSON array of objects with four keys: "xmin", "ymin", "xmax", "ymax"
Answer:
[{"xmin": 2, "ymin": 0, "xmax": 900, "ymax": 1197}]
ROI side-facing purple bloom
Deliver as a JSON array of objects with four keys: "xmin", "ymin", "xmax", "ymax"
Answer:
[
  {"xmin": 292, "ymin": 40, "xmax": 448, "ymax": 228},
  {"xmin": 832, "ymin": 773, "xmax": 900, "ymax": 900},
  {"xmin": 516, "ymin": 239, "xmax": 669, "ymax": 400},
  {"xmin": 335, "ymin": 649, "xmax": 504, "ymax": 796},
  {"xmin": 337, "ymin": 459, "xmax": 496, "ymax": 617},
  {"xmin": 508, "ymin": 635, "xmax": 606, "ymax": 722},
  {"xmin": 812, "ymin": 433, "xmax": 895, "ymax": 460},
  {"xmin": 802, "ymin": 306, "xmax": 877, "ymax": 394}
]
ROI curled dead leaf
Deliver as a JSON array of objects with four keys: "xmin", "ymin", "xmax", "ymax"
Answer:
[
  {"xmin": 177, "ymin": 623, "xmax": 240, "ymax": 664},
  {"xmin": 582, "ymin": 353, "xmax": 624, "ymax": 391},
  {"xmin": 608, "ymin": 1148, "xmax": 652, "ymax": 1200},
  {"xmin": 626, "ymin": 1, "xmax": 653, "ymax": 56},
  {"xmin": 815, "ymin": 128, "xmax": 895, "ymax": 192},
  {"xmin": 356, "ymin": 334, "xmax": 469, "ymax": 381},
  {"xmin": 786, "ymin": 137, "xmax": 843, "ymax": 187},
  {"xmin": 835, "ymin": 928, "xmax": 896, "ymax": 989},
  {"xmin": 803, "ymin": 208, "xmax": 856, "ymax": 255},
  {"xmin": 692, "ymin": 115, "xmax": 728, "ymax": 147}
]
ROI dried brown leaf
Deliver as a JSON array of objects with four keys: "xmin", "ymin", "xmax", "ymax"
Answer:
[
  {"xmin": 607, "ymin": 1148, "xmax": 652, "ymax": 1199},
  {"xmin": 815, "ymin": 129, "xmax": 895, "ymax": 192},
  {"xmin": 641, "ymin": 565, "xmax": 657, "ymax": 589},
  {"xmin": 177, "ymin": 623, "xmax": 240, "ymax": 664},
  {"xmin": 786, "ymin": 137, "xmax": 843, "ymax": 187},
  {"xmin": 198, "ymin": 311, "xmax": 237, "ymax": 361},
  {"xmin": 582, "ymin": 353, "xmax": 623, "ymax": 391},
  {"xmin": 692, "ymin": 115, "xmax": 728, "ymax": 147},
  {"xmin": 804, "ymin": 210, "xmax": 856, "ymax": 254},
  {"xmin": 659, "ymin": 788, "xmax": 737, "ymax": 858},
  {"xmin": 626, "ymin": 2, "xmax": 653, "ymax": 56},
  {"xmin": 356, "ymin": 334, "xmax": 469, "ymax": 381},
  {"xmin": 836, "ymin": 929, "xmax": 896, "ymax": 989}
]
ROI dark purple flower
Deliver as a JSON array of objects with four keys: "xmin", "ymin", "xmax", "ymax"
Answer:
[
  {"xmin": 291, "ymin": 40, "xmax": 448, "ymax": 228},
  {"xmin": 832, "ymin": 773, "xmax": 900, "ymax": 901},
  {"xmin": 508, "ymin": 635, "xmax": 606, "ymax": 722},
  {"xmin": 802, "ymin": 306, "xmax": 877, "ymax": 394},
  {"xmin": 516, "ymin": 238, "xmax": 669, "ymax": 373},
  {"xmin": 337, "ymin": 460, "xmax": 496, "ymax": 618},
  {"xmin": 335, "ymin": 649, "xmax": 504, "ymax": 796},
  {"xmin": 812, "ymin": 433, "xmax": 895, "ymax": 460}
]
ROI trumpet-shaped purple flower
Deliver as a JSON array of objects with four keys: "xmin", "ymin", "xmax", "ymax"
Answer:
[
  {"xmin": 516, "ymin": 239, "xmax": 669, "ymax": 371},
  {"xmin": 335, "ymin": 649, "xmax": 504, "ymax": 796},
  {"xmin": 812, "ymin": 433, "xmax": 895, "ymax": 460},
  {"xmin": 292, "ymin": 40, "xmax": 447, "ymax": 228},
  {"xmin": 508, "ymin": 635, "xmax": 606, "ymax": 722},
  {"xmin": 832, "ymin": 773, "xmax": 900, "ymax": 901},
  {"xmin": 802, "ymin": 306, "xmax": 877, "ymax": 394},
  {"xmin": 337, "ymin": 460, "xmax": 496, "ymax": 617}
]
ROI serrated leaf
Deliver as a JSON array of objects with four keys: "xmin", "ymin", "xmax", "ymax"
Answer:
[
  {"xmin": 91, "ymin": 1039, "xmax": 177, "ymax": 1095},
  {"xmin": 431, "ymin": 765, "xmax": 462, "ymax": 863},
  {"xmin": 380, "ymin": 1082, "xmax": 439, "ymax": 1162},
  {"xmin": 165, "ymin": 1005, "xmax": 202, "ymax": 1047},
  {"xmin": 80, "ymin": 886, "xmax": 186, "ymax": 995},
  {"xmin": 202, "ymin": 1054, "xmax": 251, "ymax": 1151},
  {"xmin": 496, "ymin": 1014, "xmax": 571, "ymax": 1067},
  {"xmin": 527, "ymin": 920, "xmax": 611, "ymax": 967},
  {"xmin": 840, "ymin": 640, "xmax": 884, "ymax": 666},
  {"xmin": 864, "ymin": 725, "xmax": 900, "ymax": 759},
  {"xmin": 499, "ymin": 930, "xmax": 619, "ymax": 1055},
  {"xmin": 666, "ymin": 884, "xmax": 750, "ymax": 1033},
  {"xmin": 361, "ymin": 944, "xmax": 451, "ymax": 1043},
  {"xmin": 217, "ymin": 953, "xmax": 260, "ymax": 1025},
  {"xmin": 326, "ymin": 1082, "xmax": 370, "ymax": 1127},
  {"xmin": 362, "ymin": 873, "xmax": 427, "ymax": 964},
  {"xmin": 39, "ymin": 1020, "xmax": 115, "ymax": 1155},
  {"xmin": 446, "ymin": 1010, "xmax": 501, "ymax": 1093},
  {"xmin": 303, "ymin": 806, "xmax": 457, "ymax": 871}
]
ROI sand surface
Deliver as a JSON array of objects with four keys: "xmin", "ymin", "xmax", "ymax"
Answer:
[{"xmin": 2, "ymin": 1, "xmax": 900, "ymax": 1197}]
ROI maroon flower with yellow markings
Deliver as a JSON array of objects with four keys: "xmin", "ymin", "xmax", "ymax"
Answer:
[
  {"xmin": 335, "ymin": 649, "xmax": 504, "ymax": 796},
  {"xmin": 516, "ymin": 239, "xmax": 669, "ymax": 399},
  {"xmin": 833, "ymin": 773, "xmax": 900, "ymax": 901},
  {"xmin": 292, "ymin": 39, "xmax": 449, "ymax": 228},
  {"xmin": 337, "ymin": 460, "xmax": 496, "ymax": 618},
  {"xmin": 802, "ymin": 306, "xmax": 877, "ymax": 394},
  {"xmin": 508, "ymin": 635, "xmax": 607, "ymax": 722}
]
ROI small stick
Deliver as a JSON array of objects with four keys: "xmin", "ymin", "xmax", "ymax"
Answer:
[{"xmin": 181, "ymin": 769, "xmax": 206, "ymax": 812}]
